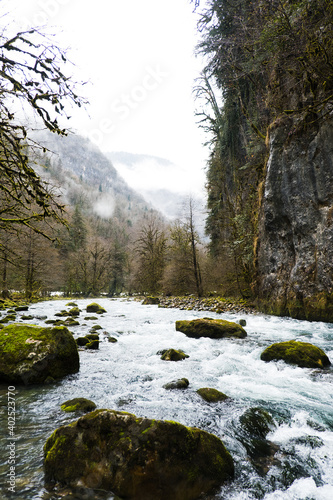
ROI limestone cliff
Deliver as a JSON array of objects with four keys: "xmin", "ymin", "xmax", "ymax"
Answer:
[{"xmin": 257, "ymin": 116, "xmax": 333, "ymax": 322}]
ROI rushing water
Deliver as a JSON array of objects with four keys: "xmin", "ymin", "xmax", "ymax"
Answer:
[{"xmin": 0, "ymin": 297, "xmax": 333, "ymax": 500}]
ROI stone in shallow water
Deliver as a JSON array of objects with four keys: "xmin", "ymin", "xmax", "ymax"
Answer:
[
  {"xmin": 159, "ymin": 348, "xmax": 189, "ymax": 361},
  {"xmin": 44, "ymin": 409, "xmax": 234, "ymax": 500}
]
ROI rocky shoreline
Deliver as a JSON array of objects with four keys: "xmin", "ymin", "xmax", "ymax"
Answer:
[{"xmin": 156, "ymin": 296, "xmax": 258, "ymax": 316}]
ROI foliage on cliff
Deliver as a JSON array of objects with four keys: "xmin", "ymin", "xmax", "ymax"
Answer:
[{"xmin": 194, "ymin": 0, "xmax": 333, "ymax": 297}]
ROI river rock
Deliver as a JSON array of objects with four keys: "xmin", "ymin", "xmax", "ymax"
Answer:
[
  {"xmin": 163, "ymin": 378, "xmax": 189, "ymax": 390},
  {"xmin": 260, "ymin": 340, "xmax": 331, "ymax": 368},
  {"xmin": 86, "ymin": 303, "xmax": 106, "ymax": 314},
  {"xmin": 0, "ymin": 324, "xmax": 79, "ymax": 385},
  {"xmin": 85, "ymin": 339, "xmax": 99, "ymax": 350},
  {"xmin": 44, "ymin": 409, "xmax": 234, "ymax": 500},
  {"xmin": 160, "ymin": 348, "xmax": 189, "ymax": 361},
  {"xmin": 61, "ymin": 398, "xmax": 97, "ymax": 413},
  {"xmin": 76, "ymin": 337, "xmax": 90, "ymax": 347},
  {"xmin": 142, "ymin": 296, "xmax": 160, "ymax": 305},
  {"xmin": 68, "ymin": 307, "xmax": 80, "ymax": 317},
  {"xmin": 197, "ymin": 387, "xmax": 228, "ymax": 403},
  {"xmin": 176, "ymin": 318, "xmax": 247, "ymax": 339}
]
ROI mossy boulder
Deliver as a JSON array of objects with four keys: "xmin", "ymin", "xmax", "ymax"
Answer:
[
  {"xmin": 44, "ymin": 409, "xmax": 234, "ymax": 500},
  {"xmin": 176, "ymin": 318, "xmax": 247, "ymax": 339},
  {"xmin": 163, "ymin": 378, "xmax": 190, "ymax": 390},
  {"xmin": 260, "ymin": 340, "xmax": 331, "ymax": 369},
  {"xmin": 197, "ymin": 387, "xmax": 228, "ymax": 403},
  {"xmin": 160, "ymin": 348, "xmax": 189, "ymax": 361},
  {"xmin": 68, "ymin": 307, "xmax": 80, "ymax": 317},
  {"xmin": 86, "ymin": 303, "xmax": 106, "ymax": 314},
  {"xmin": 61, "ymin": 398, "xmax": 97, "ymax": 413},
  {"xmin": 142, "ymin": 296, "xmax": 160, "ymax": 305},
  {"xmin": 85, "ymin": 340, "xmax": 99, "ymax": 350},
  {"xmin": 0, "ymin": 324, "xmax": 79, "ymax": 385}
]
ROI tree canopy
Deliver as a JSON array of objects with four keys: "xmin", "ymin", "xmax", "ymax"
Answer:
[{"xmin": 0, "ymin": 26, "xmax": 86, "ymax": 237}]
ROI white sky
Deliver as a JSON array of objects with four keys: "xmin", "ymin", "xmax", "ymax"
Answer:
[{"xmin": 2, "ymin": 0, "xmax": 209, "ymax": 195}]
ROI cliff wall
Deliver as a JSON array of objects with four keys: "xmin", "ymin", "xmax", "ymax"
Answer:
[{"xmin": 257, "ymin": 116, "xmax": 333, "ymax": 322}]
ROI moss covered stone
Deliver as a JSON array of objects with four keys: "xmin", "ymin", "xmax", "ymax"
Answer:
[
  {"xmin": 260, "ymin": 340, "xmax": 331, "ymax": 368},
  {"xmin": 85, "ymin": 339, "xmax": 99, "ymax": 350},
  {"xmin": 176, "ymin": 318, "xmax": 247, "ymax": 339},
  {"xmin": 163, "ymin": 378, "xmax": 189, "ymax": 390},
  {"xmin": 142, "ymin": 296, "xmax": 160, "ymax": 305},
  {"xmin": 61, "ymin": 398, "xmax": 97, "ymax": 413},
  {"xmin": 197, "ymin": 387, "xmax": 228, "ymax": 403},
  {"xmin": 86, "ymin": 303, "xmax": 106, "ymax": 314},
  {"xmin": 44, "ymin": 409, "xmax": 234, "ymax": 500},
  {"xmin": 160, "ymin": 349, "xmax": 189, "ymax": 361},
  {"xmin": 0, "ymin": 323, "xmax": 79, "ymax": 385}
]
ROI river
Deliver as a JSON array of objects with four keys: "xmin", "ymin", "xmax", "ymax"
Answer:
[{"xmin": 0, "ymin": 297, "xmax": 332, "ymax": 499}]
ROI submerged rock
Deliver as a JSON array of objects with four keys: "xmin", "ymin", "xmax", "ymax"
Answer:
[
  {"xmin": 176, "ymin": 318, "xmax": 247, "ymax": 339},
  {"xmin": 0, "ymin": 324, "xmax": 79, "ymax": 385},
  {"xmin": 86, "ymin": 303, "xmax": 106, "ymax": 314},
  {"xmin": 260, "ymin": 340, "xmax": 331, "ymax": 368},
  {"xmin": 163, "ymin": 378, "xmax": 189, "ymax": 390},
  {"xmin": 61, "ymin": 398, "xmax": 97, "ymax": 413},
  {"xmin": 238, "ymin": 407, "xmax": 279, "ymax": 475},
  {"xmin": 197, "ymin": 387, "xmax": 228, "ymax": 403},
  {"xmin": 44, "ymin": 409, "xmax": 234, "ymax": 500},
  {"xmin": 160, "ymin": 348, "xmax": 189, "ymax": 361}
]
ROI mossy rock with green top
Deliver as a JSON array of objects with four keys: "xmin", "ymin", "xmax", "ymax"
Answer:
[
  {"xmin": 197, "ymin": 387, "xmax": 228, "ymax": 403},
  {"xmin": 160, "ymin": 349, "xmax": 189, "ymax": 361},
  {"xmin": 260, "ymin": 340, "xmax": 331, "ymax": 368},
  {"xmin": 176, "ymin": 318, "xmax": 247, "ymax": 339},
  {"xmin": 44, "ymin": 409, "xmax": 234, "ymax": 500},
  {"xmin": 142, "ymin": 296, "xmax": 160, "ymax": 305},
  {"xmin": 86, "ymin": 303, "xmax": 106, "ymax": 314},
  {"xmin": 61, "ymin": 398, "xmax": 97, "ymax": 413},
  {"xmin": 0, "ymin": 323, "xmax": 79, "ymax": 385}
]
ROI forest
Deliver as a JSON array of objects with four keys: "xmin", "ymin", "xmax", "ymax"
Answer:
[{"xmin": 1, "ymin": 0, "xmax": 333, "ymax": 311}]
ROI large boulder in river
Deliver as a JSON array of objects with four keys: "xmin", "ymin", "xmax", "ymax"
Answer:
[
  {"xmin": 260, "ymin": 340, "xmax": 331, "ymax": 368},
  {"xmin": 86, "ymin": 303, "xmax": 106, "ymax": 314},
  {"xmin": 0, "ymin": 324, "xmax": 79, "ymax": 385},
  {"xmin": 176, "ymin": 318, "xmax": 247, "ymax": 339},
  {"xmin": 44, "ymin": 409, "xmax": 234, "ymax": 500}
]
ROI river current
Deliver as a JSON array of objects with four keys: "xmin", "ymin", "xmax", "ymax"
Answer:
[{"xmin": 0, "ymin": 297, "xmax": 332, "ymax": 500}]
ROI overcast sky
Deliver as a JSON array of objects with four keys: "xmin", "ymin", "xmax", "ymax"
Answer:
[{"xmin": 3, "ymin": 0, "xmax": 209, "ymax": 194}]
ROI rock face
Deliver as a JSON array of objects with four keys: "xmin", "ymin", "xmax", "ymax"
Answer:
[
  {"xmin": 260, "ymin": 340, "xmax": 331, "ymax": 368},
  {"xmin": 176, "ymin": 318, "xmax": 247, "ymax": 339},
  {"xmin": 0, "ymin": 324, "xmax": 79, "ymax": 385},
  {"xmin": 44, "ymin": 409, "xmax": 234, "ymax": 500},
  {"xmin": 257, "ymin": 116, "xmax": 333, "ymax": 322}
]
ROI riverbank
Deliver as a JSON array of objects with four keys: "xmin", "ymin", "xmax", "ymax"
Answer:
[{"xmin": 155, "ymin": 295, "xmax": 257, "ymax": 315}]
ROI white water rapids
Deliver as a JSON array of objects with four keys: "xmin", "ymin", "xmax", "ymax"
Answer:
[{"xmin": 0, "ymin": 297, "xmax": 333, "ymax": 499}]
